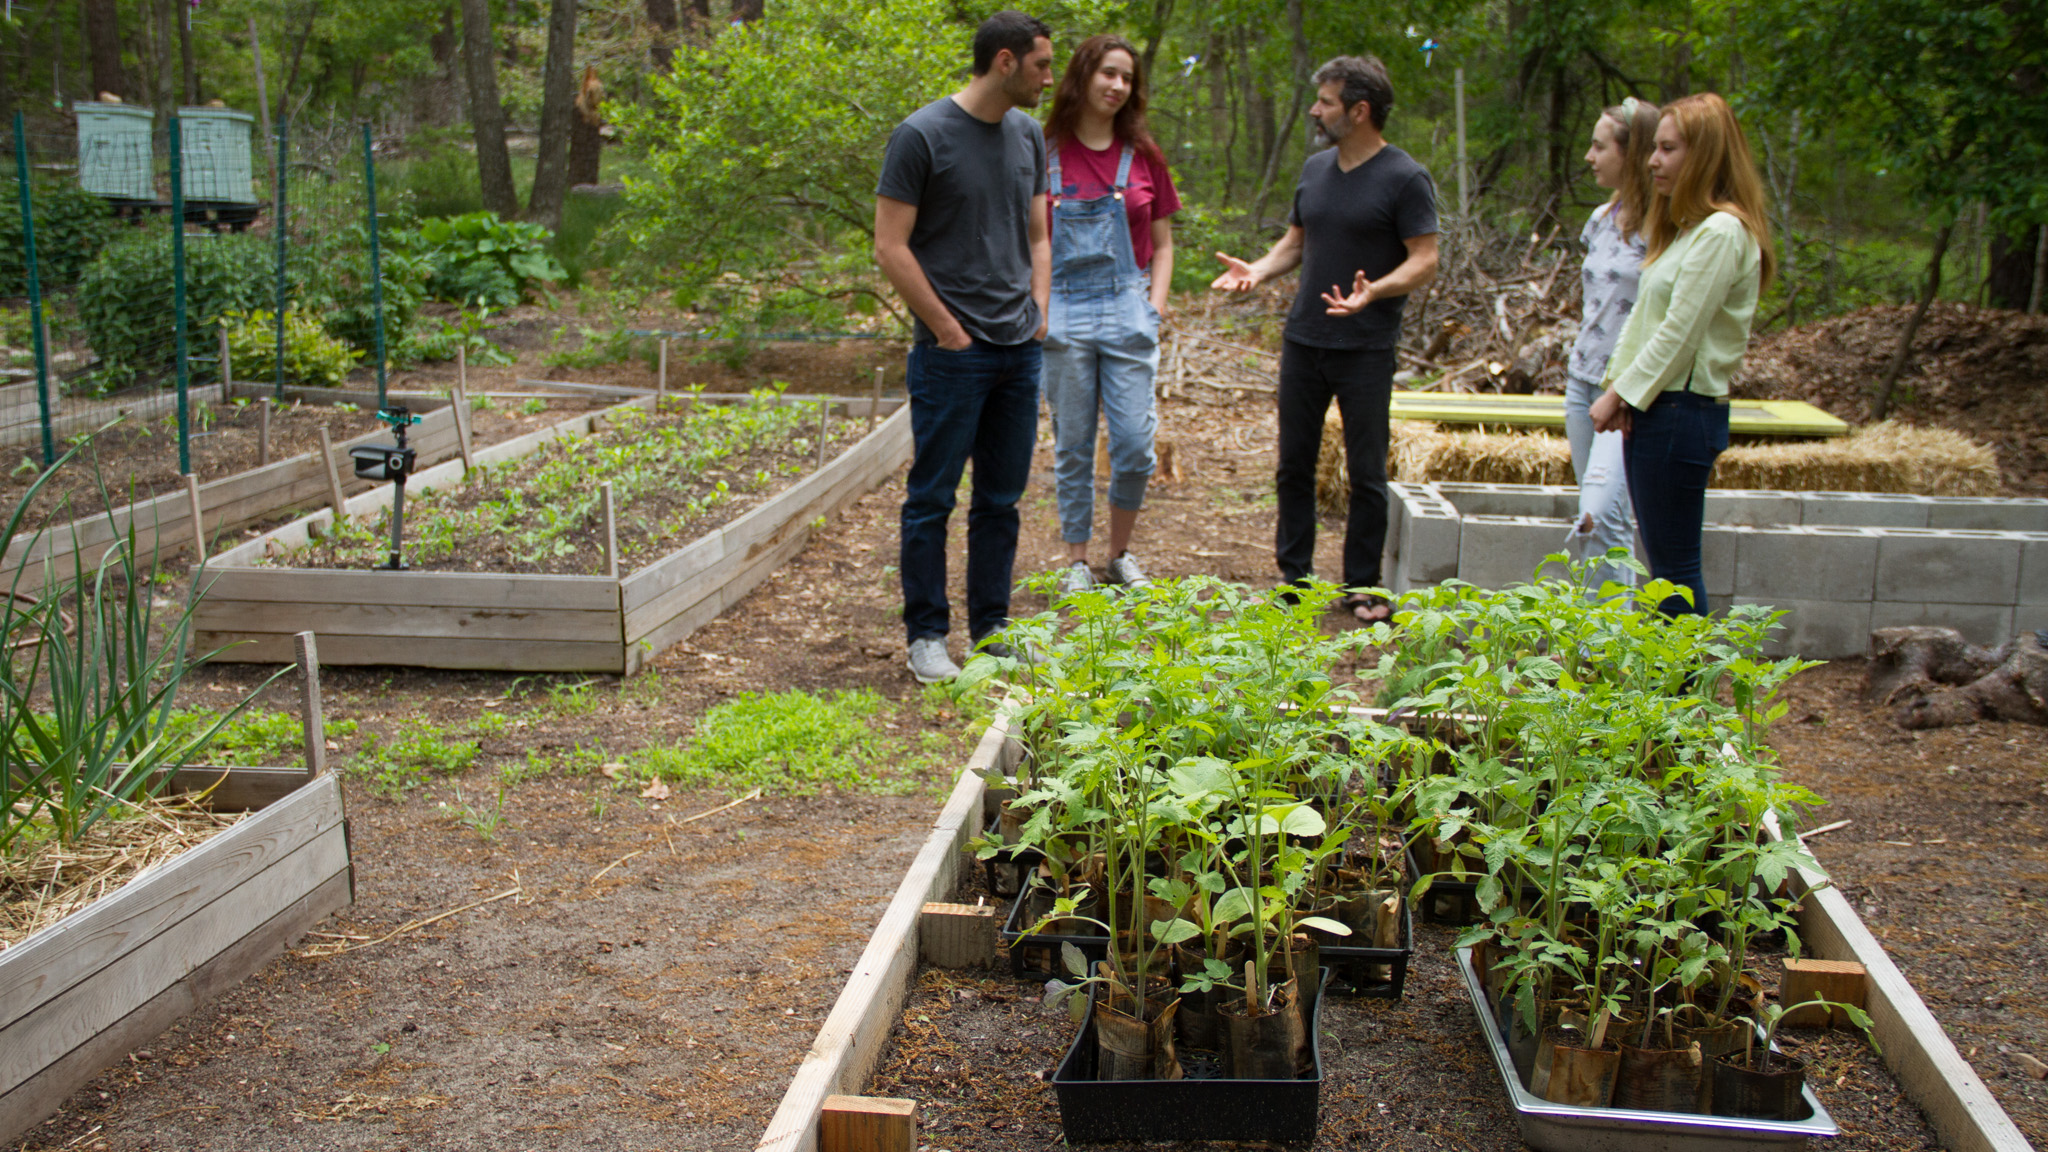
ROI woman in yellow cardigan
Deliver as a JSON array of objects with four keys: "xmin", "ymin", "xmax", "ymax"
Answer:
[{"xmin": 1590, "ymin": 93, "xmax": 1775, "ymax": 617}]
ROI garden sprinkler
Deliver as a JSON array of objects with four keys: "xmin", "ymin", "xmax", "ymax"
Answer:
[{"xmin": 349, "ymin": 406, "xmax": 420, "ymax": 570}]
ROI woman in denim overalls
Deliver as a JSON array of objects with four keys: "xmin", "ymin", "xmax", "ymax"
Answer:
[{"xmin": 1040, "ymin": 35, "xmax": 1181, "ymax": 595}]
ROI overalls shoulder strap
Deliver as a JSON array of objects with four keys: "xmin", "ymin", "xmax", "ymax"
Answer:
[
  {"xmin": 1112, "ymin": 144, "xmax": 1135, "ymax": 197},
  {"xmin": 1048, "ymin": 141, "xmax": 1062, "ymax": 203}
]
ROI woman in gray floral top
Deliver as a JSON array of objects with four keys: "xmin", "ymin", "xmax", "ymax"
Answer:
[{"xmin": 1564, "ymin": 97, "xmax": 1659, "ymax": 592}]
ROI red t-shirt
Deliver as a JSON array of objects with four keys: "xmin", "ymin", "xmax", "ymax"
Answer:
[{"xmin": 1047, "ymin": 137, "xmax": 1182, "ymax": 272}]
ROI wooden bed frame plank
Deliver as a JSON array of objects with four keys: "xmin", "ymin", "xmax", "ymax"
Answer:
[
  {"xmin": 755, "ymin": 708, "xmax": 1018, "ymax": 1152},
  {"xmin": 197, "ymin": 567, "xmax": 619, "ymax": 612},
  {"xmin": 197, "ymin": 631, "xmax": 628, "ymax": 672},
  {"xmin": 194, "ymin": 598, "xmax": 623, "ymax": 643},
  {"xmin": 0, "ymin": 775, "xmax": 345, "ymax": 1033},
  {"xmin": 0, "ymin": 822, "xmax": 349, "ymax": 1095}
]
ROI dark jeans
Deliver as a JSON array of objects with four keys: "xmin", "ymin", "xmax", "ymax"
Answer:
[
  {"xmin": 1275, "ymin": 341, "xmax": 1395, "ymax": 589},
  {"xmin": 899, "ymin": 338, "xmax": 1041, "ymax": 644},
  {"xmin": 1623, "ymin": 391, "xmax": 1730, "ymax": 617}
]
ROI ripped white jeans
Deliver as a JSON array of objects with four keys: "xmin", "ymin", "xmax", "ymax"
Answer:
[{"xmin": 1563, "ymin": 374, "xmax": 1638, "ymax": 591}]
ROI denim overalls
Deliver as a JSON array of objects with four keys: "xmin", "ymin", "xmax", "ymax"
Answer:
[{"xmin": 1042, "ymin": 143, "xmax": 1160, "ymax": 546}]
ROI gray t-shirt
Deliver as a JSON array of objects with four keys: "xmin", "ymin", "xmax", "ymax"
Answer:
[
  {"xmin": 1284, "ymin": 144, "xmax": 1438, "ymax": 351},
  {"xmin": 877, "ymin": 97, "xmax": 1048, "ymax": 346},
  {"xmin": 1568, "ymin": 201, "xmax": 1647, "ymax": 383}
]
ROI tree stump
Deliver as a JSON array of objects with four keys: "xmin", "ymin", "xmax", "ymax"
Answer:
[{"xmin": 1865, "ymin": 626, "xmax": 2048, "ymax": 729}]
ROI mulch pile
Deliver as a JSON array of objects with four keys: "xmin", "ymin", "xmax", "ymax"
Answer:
[{"xmin": 1737, "ymin": 304, "xmax": 2048, "ymax": 494}]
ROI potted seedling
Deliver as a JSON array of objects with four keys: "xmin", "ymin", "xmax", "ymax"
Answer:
[{"xmin": 1712, "ymin": 995, "xmax": 1878, "ymax": 1120}]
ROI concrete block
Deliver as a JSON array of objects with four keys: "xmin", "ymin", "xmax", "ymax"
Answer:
[
  {"xmin": 1735, "ymin": 526, "xmax": 1879, "ymax": 603},
  {"xmin": 1926, "ymin": 497, "xmax": 2048, "ymax": 533},
  {"xmin": 1458, "ymin": 514, "xmax": 1572, "ymax": 589},
  {"xmin": 1869, "ymin": 601, "xmax": 2016, "ymax": 648},
  {"xmin": 1732, "ymin": 596, "xmax": 1873, "ymax": 660},
  {"xmin": 1704, "ymin": 489, "xmax": 1803, "ymax": 527},
  {"xmin": 1400, "ymin": 499, "xmax": 1461, "ymax": 586},
  {"xmin": 1431, "ymin": 482, "xmax": 1574, "ymax": 520},
  {"xmin": 2021, "ymin": 536, "xmax": 2048, "ymax": 607},
  {"xmin": 1702, "ymin": 524, "xmax": 1743, "ymax": 603},
  {"xmin": 1798, "ymin": 491, "xmax": 1933, "ymax": 529},
  {"xmin": 1874, "ymin": 528, "xmax": 2024, "ymax": 605}
]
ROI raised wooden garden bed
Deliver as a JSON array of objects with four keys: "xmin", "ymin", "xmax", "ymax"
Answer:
[
  {"xmin": 191, "ymin": 396, "xmax": 910, "ymax": 673},
  {"xmin": 3, "ymin": 390, "xmax": 463, "ymax": 591},
  {"xmin": 0, "ymin": 637, "xmax": 353, "ymax": 1145}
]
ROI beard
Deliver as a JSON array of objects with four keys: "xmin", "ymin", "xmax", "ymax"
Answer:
[
  {"xmin": 1311, "ymin": 113, "xmax": 1351, "ymax": 147},
  {"xmin": 1003, "ymin": 71, "xmax": 1044, "ymax": 109}
]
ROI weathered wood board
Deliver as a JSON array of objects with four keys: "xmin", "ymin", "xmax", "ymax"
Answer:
[
  {"xmin": 0, "ymin": 771, "xmax": 352, "ymax": 1145},
  {"xmin": 4, "ymin": 399, "xmax": 458, "ymax": 591}
]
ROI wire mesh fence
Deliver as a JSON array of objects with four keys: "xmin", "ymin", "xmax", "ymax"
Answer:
[{"xmin": 2, "ymin": 101, "xmax": 395, "ymax": 475}]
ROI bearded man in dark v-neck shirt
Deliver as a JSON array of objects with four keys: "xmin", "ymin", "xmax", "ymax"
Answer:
[{"xmin": 1212, "ymin": 55, "xmax": 1438, "ymax": 625}]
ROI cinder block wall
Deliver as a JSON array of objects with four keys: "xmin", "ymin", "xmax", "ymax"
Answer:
[{"xmin": 1388, "ymin": 483, "xmax": 2048, "ymax": 658}]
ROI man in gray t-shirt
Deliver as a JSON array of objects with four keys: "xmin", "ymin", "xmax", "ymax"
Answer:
[
  {"xmin": 1212, "ymin": 54, "xmax": 1438, "ymax": 624},
  {"xmin": 875, "ymin": 11, "xmax": 1052, "ymax": 684}
]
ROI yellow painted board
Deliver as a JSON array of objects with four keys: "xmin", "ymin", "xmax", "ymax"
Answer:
[{"xmin": 1387, "ymin": 392, "xmax": 1849, "ymax": 438}]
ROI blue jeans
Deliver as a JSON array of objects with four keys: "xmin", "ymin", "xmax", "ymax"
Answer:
[
  {"xmin": 899, "ymin": 338, "xmax": 1041, "ymax": 644},
  {"xmin": 1624, "ymin": 391, "xmax": 1729, "ymax": 617},
  {"xmin": 1043, "ymin": 285, "xmax": 1158, "ymax": 544},
  {"xmin": 1563, "ymin": 374, "xmax": 1637, "ymax": 591}
]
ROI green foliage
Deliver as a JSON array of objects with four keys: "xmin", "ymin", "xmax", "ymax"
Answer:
[
  {"xmin": 418, "ymin": 212, "xmax": 566, "ymax": 308},
  {"xmin": 159, "ymin": 708, "xmax": 360, "ymax": 767},
  {"xmin": 290, "ymin": 222, "xmax": 433, "ymax": 361},
  {"xmin": 347, "ymin": 723, "xmax": 481, "ymax": 799},
  {"xmin": 629, "ymin": 688, "xmax": 899, "ymax": 794},
  {"xmin": 612, "ymin": 0, "xmax": 1111, "ymax": 330},
  {"xmin": 543, "ymin": 324, "xmax": 653, "ymax": 371},
  {"xmin": 409, "ymin": 308, "xmax": 516, "ymax": 366},
  {"xmin": 0, "ymin": 180, "xmax": 115, "ymax": 294},
  {"xmin": 74, "ymin": 232, "xmax": 271, "ymax": 389},
  {"xmin": 224, "ymin": 307, "xmax": 363, "ymax": 387}
]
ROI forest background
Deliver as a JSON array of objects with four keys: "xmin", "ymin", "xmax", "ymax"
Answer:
[{"xmin": 14, "ymin": 0, "xmax": 2048, "ymax": 357}]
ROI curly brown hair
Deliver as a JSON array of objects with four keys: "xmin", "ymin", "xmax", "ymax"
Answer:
[{"xmin": 1042, "ymin": 34, "xmax": 1163, "ymax": 165}]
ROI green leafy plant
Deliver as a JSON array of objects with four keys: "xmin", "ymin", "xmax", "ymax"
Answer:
[
  {"xmin": 0, "ymin": 179, "xmax": 115, "ymax": 293},
  {"xmin": 223, "ymin": 307, "xmax": 363, "ymax": 387},
  {"xmin": 417, "ymin": 212, "xmax": 566, "ymax": 308},
  {"xmin": 410, "ymin": 307, "xmax": 515, "ymax": 366},
  {"xmin": 629, "ymin": 687, "xmax": 904, "ymax": 794},
  {"xmin": 74, "ymin": 232, "xmax": 271, "ymax": 389}
]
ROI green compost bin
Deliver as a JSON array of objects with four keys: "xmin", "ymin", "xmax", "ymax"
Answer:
[
  {"xmin": 74, "ymin": 102, "xmax": 155, "ymax": 201},
  {"xmin": 175, "ymin": 107, "xmax": 257, "ymax": 204}
]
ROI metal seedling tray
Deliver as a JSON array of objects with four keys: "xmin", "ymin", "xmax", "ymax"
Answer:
[{"xmin": 1456, "ymin": 948, "xmax": 1838, "ymax": 1152}]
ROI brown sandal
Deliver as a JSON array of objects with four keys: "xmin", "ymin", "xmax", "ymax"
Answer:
[{"xmin": 1334, "ymin": 592, "xmax": 1392, "ymax": 625}]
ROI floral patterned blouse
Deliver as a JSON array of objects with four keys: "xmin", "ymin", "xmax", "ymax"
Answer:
[{"xmin": 1568, "ymin": 201, "xmax": 1647, "ymax": 385}]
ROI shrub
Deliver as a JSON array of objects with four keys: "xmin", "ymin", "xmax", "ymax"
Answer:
[
  {"xmin": 289, "ymin": 222, "xmax": 433, "ymax": 359},
  {"xmin": 223, "ymin": 307, "xmax": 362, "ymax": 387},
  {"xmin": 418, "ymin": 212, "xmax": 566, "ymax": 308},
  {"xmin": 0, "ymin": 181, "xmax": 115, "ymax": 294},
  {"xmin": 74, "ymin": 231, "xmax": 270, "ymax": 388}
]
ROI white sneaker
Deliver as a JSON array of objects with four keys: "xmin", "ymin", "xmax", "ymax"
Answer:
[
  {"xmin": 1059, "ymin": 561, "xmax": 1095, "ymax": 597},
  {"xmin": 1105, "ymin": 551, "xmax": 1151, "ymax": 588},
  {"xmin": 907, "ymin": 636, "xmax": 961, "ymax": 684}
]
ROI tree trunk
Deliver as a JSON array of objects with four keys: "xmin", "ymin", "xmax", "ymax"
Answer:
[
  {"xmin": 643, "ymin": 0, "xmax": 677, "ymax": 68},
  {"xmin": 1988, "ymin": 224, "xmax": 2042, "ymax": 311},
  {"xmin": 1138, "ymin": 0, "xmax": 1174, "ymax": 79},
  {"xmin": 527, "ymin": 0, "xmax": 579, "ymax": 230},
  {"xmin": 732, "ymin": 0, "xmax": 764, "ymax": 22},
  {"xmin": 177, "ymin": 0, "xmax": 198, "ymax": 103},
  {"xmin": 459, "ymin": 0, "xmax": 519, "ymax": 217},
  {"xmin": 568, "ymin": 66, "xmax": 604, "ymax": 187},
  {"xmin": 1872, "ymin": 219, "xmax": 1955, "ymax": 421},
  {"xmin": 84, "ymin": 0, "xmax": 128, "ymax": 99}
]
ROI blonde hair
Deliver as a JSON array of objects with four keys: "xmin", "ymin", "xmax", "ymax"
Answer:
[
  {"xmin": 1602, "ymin": 96, "xmax": 1661, "ymax": 239},
  {"xmin": 1643, "ymin": 93, "xmax": 1775, "ymax": 290}
]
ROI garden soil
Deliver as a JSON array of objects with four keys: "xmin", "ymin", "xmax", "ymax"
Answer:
[{"xmin": 11, "ymin": 313, "xmax": 2047, "ymax": 1151}]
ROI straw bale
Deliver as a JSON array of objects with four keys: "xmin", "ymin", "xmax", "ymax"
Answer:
[{"xmin": 1314, "ymin": 416, "xmax": 1999, "ymax": 515}]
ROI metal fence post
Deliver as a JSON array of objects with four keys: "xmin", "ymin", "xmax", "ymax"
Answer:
[
  {"xmin": 13, "ymin": 112, "xmax": 54, "ymax": 467},
  {"xmin": 362, "ymin": 123, "xmax": 386, "ymax": 410},
  {"xmin": 274, "ymin": 115, "xmax": 288, "ymax": 399},
  {"xmin": 170, "ymin": 116, "xmax": 193, "ymax": 475}
]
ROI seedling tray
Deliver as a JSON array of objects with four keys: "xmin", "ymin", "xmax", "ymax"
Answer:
[
  {"xmin": 1315, "ymin": 847, "xmax": 1420, "ymax": 999},
  {"xmin": 1456, "ymin": 948, "xmax": 1838, "ymax": 1152},
  {"xmin": 1000, "ymin": 887, "xmax": 1108, "ymax": 981},
  {"xmin": 1052, "ymin": 968, "xmax": 1329, "ymax": 1144}
]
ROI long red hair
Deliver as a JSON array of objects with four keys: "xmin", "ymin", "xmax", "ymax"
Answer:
[
  {"xmin": 1042, "ymin": 35, "xmax": 1163, "ymax": 165},
  {"xmin": 1644, "ymin": 93, "xmax": 1776, "ymax": 290}
]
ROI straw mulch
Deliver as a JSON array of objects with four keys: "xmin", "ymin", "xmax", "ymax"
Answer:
[
  {"xmin": 1316, "ymin": 418, "xmax": 2001, "ymax": 515},
  {"xmin": 1, "ymin": 798, "xmax": 246, "ymax": 952}
]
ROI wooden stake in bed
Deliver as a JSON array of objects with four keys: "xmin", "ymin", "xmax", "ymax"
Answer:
[
  {"xmin": 316, "ymin": 425, "xmax": 348, "ymax": 529},
  {"xmin": 819, "ymin": 1095, "xmax": 916, "ymax": 1152},
  {"xmin": 256, "ymin": 396, "xmax": 270, "ymax": 467}
]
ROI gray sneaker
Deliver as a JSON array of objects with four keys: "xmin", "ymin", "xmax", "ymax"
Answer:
[
  {"xmin": 1060, "ymin": 561, "xmax": 1095, "ymax": 597},
  {"xmin": 1105, "ymin": 551, "xmax": 1151, "ymax": 588},
  {"xmin": 907, "ymin": 636, "xmax": 961, "ymax": 684}
]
